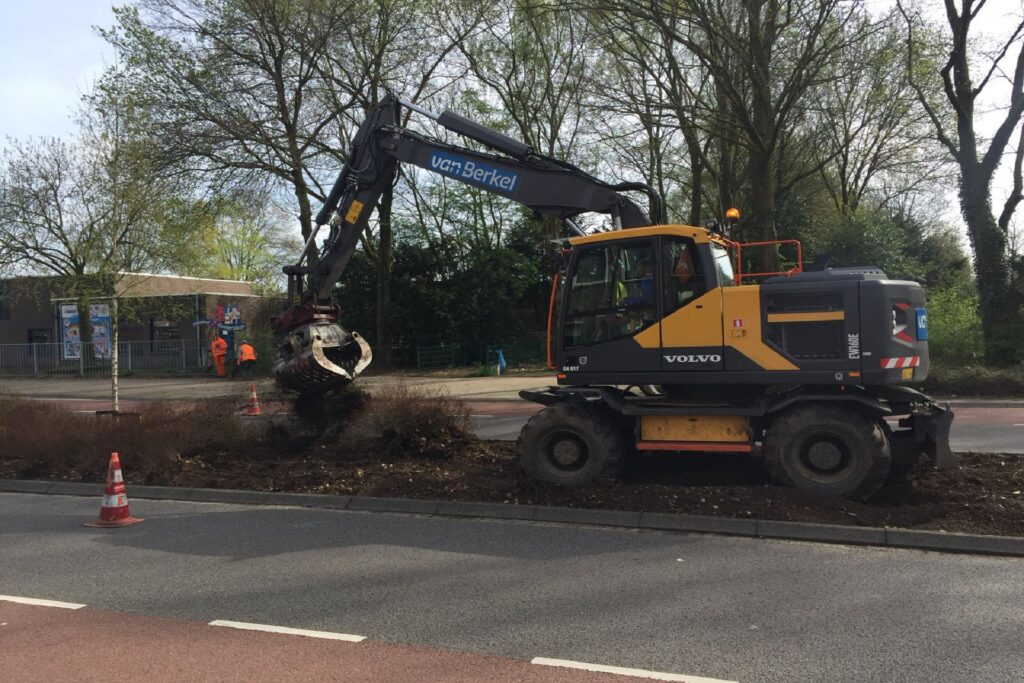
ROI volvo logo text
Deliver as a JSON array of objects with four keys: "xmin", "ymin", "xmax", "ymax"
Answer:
[{"xmin": 664, "ymin": 354, "xmax": 721, "ymax": 363}]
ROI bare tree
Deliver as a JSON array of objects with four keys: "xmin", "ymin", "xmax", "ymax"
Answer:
[
  {"xmin": 587, "ymin": 20, "xmax": 709, "ymax": 224},
  {"xmin": 588, "ymin": 0, "xmax": 868, "ymax": 265},
  {"xmin": 102, "ymin": 0, "xmax": 355, "ymax": 241},
  {"xmin": 453, "ymin": 1, "xmax": 598, "ymax": 237},
  {"xmin": 898, "ymin": 0, "xmax": 1024, "ymax": 362},
  {"xmin": 0, "ymin": 79, "xmax": 183, "ymax": 286},
  {"xmin": 0, "ymin": 119, "xmax": 185, "ymax": 338},
  {"xmin": 0, "ymin": 138, "xmax": 111, "ymax": 283},
  {"xmin": 315, "ymin": 0, "xmax": 485, "ymax": 367},
  {"xmin": 814, "ymin": 14, "xmax": 948, "ymax": 217}
]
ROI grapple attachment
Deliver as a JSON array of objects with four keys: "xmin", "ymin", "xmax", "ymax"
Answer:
[{"xmin": 273, "ymin": 322, "xmax": 372, "ymax": 395}]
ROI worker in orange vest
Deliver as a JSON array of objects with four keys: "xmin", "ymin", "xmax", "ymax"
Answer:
[
  {"xmin": 210, "ymin": 333, "xmax": 228, "ymax": 378},
  {"xmin": 236, "ymin": 339, "xmax": 257, "ymax": 378}
]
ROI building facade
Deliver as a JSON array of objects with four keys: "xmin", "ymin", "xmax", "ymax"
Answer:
[{"xmin": 0, "ymin": 273, "xmax": 275, "ymax": 375}]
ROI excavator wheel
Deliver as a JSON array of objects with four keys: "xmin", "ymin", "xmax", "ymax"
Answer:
[
  {"xmin": 763, "ymin": 404, "xmax": 891, "ymax": 499},
  {"xmin": 517, "ymin": 402, "xmax": 627, "ymax": 487}
]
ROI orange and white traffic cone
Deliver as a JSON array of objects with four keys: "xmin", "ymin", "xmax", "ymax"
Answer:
[
  {"xmin": 243, "ymin": 383, "xmax": 261, "ymax": 416},
  {"xmin": 84, "ymin": 452, "xmax": 143, "ymax": 528}
]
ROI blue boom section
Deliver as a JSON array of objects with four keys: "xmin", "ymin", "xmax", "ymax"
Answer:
[{"xmin": 428, "ymin": 151, "xmax": 519, "ymax": 194}]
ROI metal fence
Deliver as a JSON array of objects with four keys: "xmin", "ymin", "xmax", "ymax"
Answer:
[
  {"xmin": 414, "ymin": 340, "xmax": 546, "ymax": 370},
  {"xmin": 484, "ymin": 340, "xmax": 546, "ymax": 369},
  {"xmin": 0, "ymin": 340, "xmax": 208, "ymax": 377},
  {"xmin": 414, "ymin": 344, "xmax": 469, "ymax": 370}
]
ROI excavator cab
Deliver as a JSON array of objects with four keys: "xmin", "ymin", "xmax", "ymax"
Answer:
[{"xmin": 554, "ymin": 226, "xmax": 726, "ymax": 377}]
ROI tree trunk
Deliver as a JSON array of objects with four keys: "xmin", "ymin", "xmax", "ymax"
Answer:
[
  {"xmin": 375, "ymin": 184, "xmax": 394, "ymax": 369},
  {"xmin": 76, "ymin": 298, "xmax": 93, "ymax": 347},
  {"xmin": 541, "ymin": 215, "xmax": 561, "ymax": 239},
  {"xmin": 684, "ymin": 130, "xmax": 704, "ymax": 226},
  {"xmin": 748, "ymin": 147, "xmax": 779, "ymax": 271},
  {"xmin": 961, "ymin": 174, "xmax": 1016, "ymax": 364},
  {"xmin": 714, "ymin": 83, "xmax": 735, "ymax": 220},
  {"xmin": 716, "ymin": 141, "xmax": 734, "ymax": 221},
  {"xmin": 295, "ymin": 181, "xmax": 314, "ymax": 242}
]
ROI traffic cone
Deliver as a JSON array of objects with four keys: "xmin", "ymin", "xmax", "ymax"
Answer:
[
  {"xmin": 84, "ymin": 452, "xmax": 143, "ymax": 528},
  {"xmin": 243, "ymin": 383, "xmax": 261, "ymax": 416}
]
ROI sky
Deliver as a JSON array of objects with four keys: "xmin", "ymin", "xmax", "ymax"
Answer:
[{"xmin": 0, "ymin": 1, "xmax": 115, "ymax": 141}]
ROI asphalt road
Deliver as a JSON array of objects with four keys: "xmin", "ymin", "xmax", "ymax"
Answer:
[{"xmin": 2, "ymin": 493, "xmax": 1022, "ymax": 682}]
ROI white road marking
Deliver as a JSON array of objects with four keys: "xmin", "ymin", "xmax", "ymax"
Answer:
[
  {"xmin": 208, "ymin": 619, "xmax": 365, "ymax": 642},
  {"xmin": 530, "ymin": 657, "xmax": 737, "ymax": 683},
  {"xmin": 0, "ymin": 595, "xmax": 86, "ymax": 609},
  {"xmin": 470, "ymin": 414, "xmax": 495, "ymax": 418}
]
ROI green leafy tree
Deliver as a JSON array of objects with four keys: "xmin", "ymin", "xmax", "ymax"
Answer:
[{"xmin": 183, "ymin": 195, "xmax": 302, "ymax": 294}]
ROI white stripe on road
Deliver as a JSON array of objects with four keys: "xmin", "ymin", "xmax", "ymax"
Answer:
[
  {"xmin": 530, "ymin": 657, "xmax": 737, "ymax": 683},
  {"xmin": 209, "ymin": 620, "xmax": 366, "ymax": 642},
  {"xmin": 0, "ymin": 595, "xmax": 86, "ymax": 609}
]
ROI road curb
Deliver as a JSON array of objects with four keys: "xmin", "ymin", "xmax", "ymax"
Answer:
[
  {"xmin": 756, "ymin": 519, "xmax": 887, "ymax": 546},
  {"xmin": 2, "ymin": 478, "xmax": 1022, "ymax": 557}
]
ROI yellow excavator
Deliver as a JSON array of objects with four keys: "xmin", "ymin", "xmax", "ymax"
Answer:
[{"xmin": 274, "ymin": 95, "xmax": 953, "ymax": 498}]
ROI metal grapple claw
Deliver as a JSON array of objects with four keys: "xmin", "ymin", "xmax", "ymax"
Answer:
[{"xmin": 273, "ymin": 322, "xmax": 372, "ymax": 395}]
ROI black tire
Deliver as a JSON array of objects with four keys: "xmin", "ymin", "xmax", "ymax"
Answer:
[
  {"xmin": 517, "ymin": 402, "xmax": 627, "ymax": 487},
  {"xmin": 763, "ymin": 404, "xmax": 891, "ymax": 499}
]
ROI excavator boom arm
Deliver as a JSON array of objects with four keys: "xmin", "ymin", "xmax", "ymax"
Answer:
[{"xmin": 275, "ymin": 94, "xmax": 663, "ymax": 394}]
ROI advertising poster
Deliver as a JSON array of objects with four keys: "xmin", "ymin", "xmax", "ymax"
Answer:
[
  {"xmin": 212, "ymin": 303, "xmax": 246, "ymax": 331},
  {"xmin": 60, "ymin": 304, "xmax": 81, "ymax": 360},
  {"xmin": 90, "ymin": 303, "xmax": 112, "ymax": 359}
]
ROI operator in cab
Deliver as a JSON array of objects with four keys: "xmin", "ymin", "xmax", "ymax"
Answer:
[{"xmin": 672, "ymin": 247, "xmax": 698, "ymax": 304}]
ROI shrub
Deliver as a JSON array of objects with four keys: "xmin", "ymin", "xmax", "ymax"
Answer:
[
  {"xmin": 343, "ymin": 385, "xmax": 472, "ymax": 459},
  {"xmin": 923, "ymin": 364, "xmax": 1024, "ymax": 397},
  {"xmin": 467, "ymin": 364, "xmax": 497, "ymax": 377},
  {"xmin": 926, "ymin": 285, "xmax": 985, "ymax": 365},
  {"xmin": 0, "ymin": 396, "xmax": 243, "ymax": 481}
]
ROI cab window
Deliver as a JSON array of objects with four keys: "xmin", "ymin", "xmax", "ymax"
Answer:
[
  {"xmin": 662, "ymin": 237, "xmax": 705, "ymax": 315},
  {"xmin": 563, "ymin": 241, "xmax": 655, "ymax": 348},
  {"xmin": 712, "ymin": 244, "xmax": 736, "ymax": 287}
]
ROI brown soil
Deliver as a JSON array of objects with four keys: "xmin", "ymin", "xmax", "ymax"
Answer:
[
  {"xmin": 6, "ymin": 437, "xmax": 1021, "ymax": 537},
  {"xmin": 1, "ymin": 393, "xmax": 1021, "ymax": 537}
]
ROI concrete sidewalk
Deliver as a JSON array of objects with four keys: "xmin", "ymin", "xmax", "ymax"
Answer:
[{"xmin": 0, "ymin": 374, "xmax": 557, "ymax": 402}]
